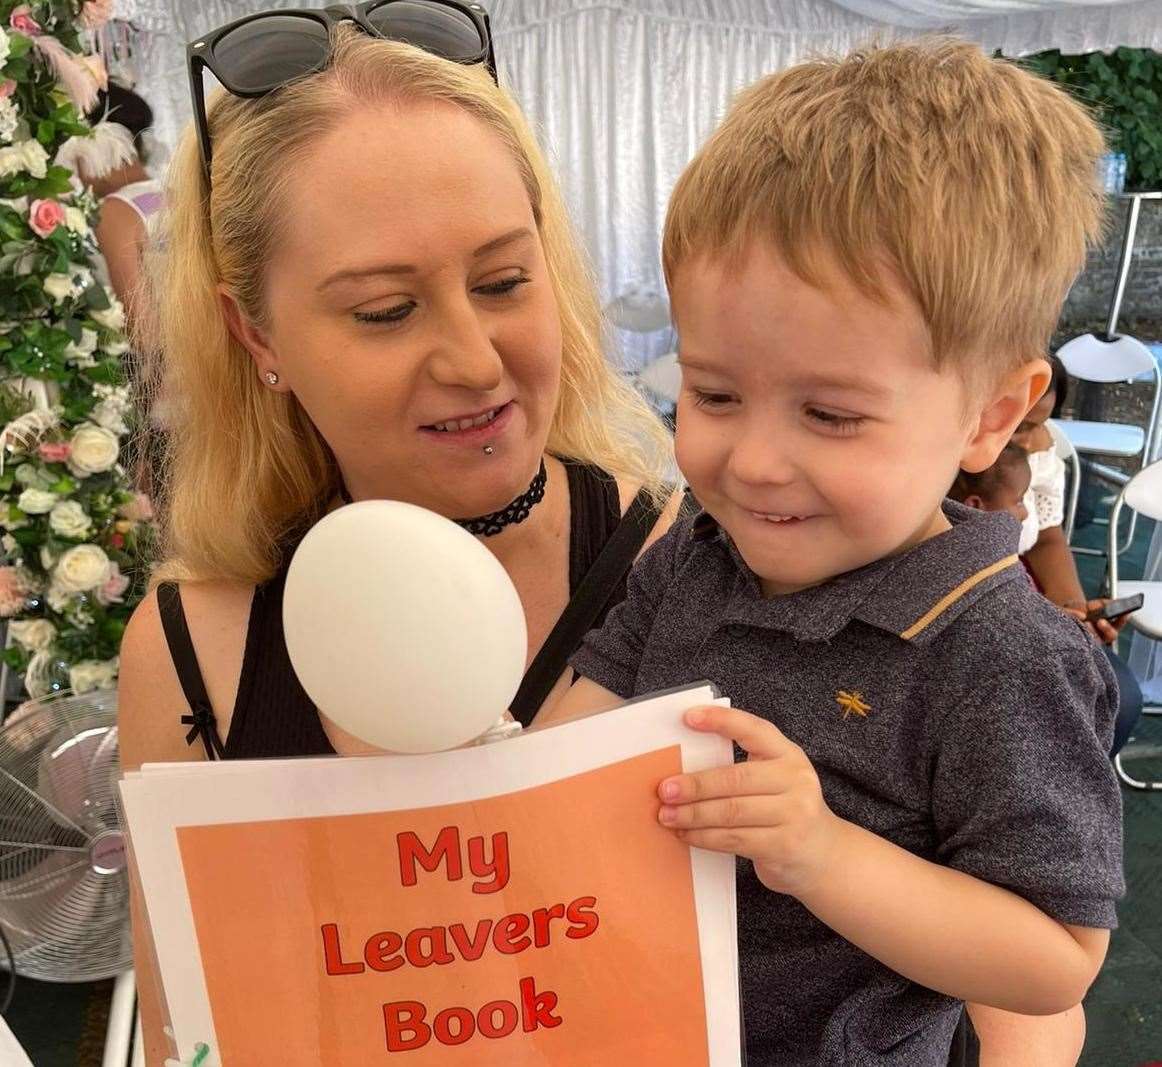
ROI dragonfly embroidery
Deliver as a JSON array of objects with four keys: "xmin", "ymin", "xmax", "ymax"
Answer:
[{"xmin": 836, "ymin": 690, "xmax": 871, "ymax": 720}]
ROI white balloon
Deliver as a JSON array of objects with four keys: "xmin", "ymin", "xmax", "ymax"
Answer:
[{"xmin": 283, "ymin": 501, "xmax": 527, "ymax": 753}]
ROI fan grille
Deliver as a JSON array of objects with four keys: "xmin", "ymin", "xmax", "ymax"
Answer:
[{"xmin": 0, "ymin": 689, "xmax": 131, "ymax": 981}]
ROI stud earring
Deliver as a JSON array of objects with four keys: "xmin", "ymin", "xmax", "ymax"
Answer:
[{"xmin": 264, "ymin": 371, "xmax": 279, "ymax": 386}]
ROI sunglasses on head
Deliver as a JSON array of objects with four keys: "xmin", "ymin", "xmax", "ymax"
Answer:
[{"xmin": 187, "ymin": 1, "xmax": 497, "ymax": 185}]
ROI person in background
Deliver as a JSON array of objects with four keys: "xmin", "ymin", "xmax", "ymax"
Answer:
[
  {"xmin": 1010, "ymin": 356, "xmax": 1143, "ymax": 755},
  {"xmin": 949, "ymin": 444, "xmax": 1031, "ymax": 528},
  {"xmin": 85, "ymin": 83, "xmax": 162, "ymax": 332}
]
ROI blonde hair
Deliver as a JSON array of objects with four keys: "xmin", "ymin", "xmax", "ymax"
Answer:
[
  {"xmin": 663, "ymin": 38, "xmax": 1107, "ymax": 375},
  {"xmin": 148, "ymin": 26, "xmax": 670, "ymax": 585}
]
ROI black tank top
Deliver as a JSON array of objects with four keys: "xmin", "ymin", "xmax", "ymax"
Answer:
[{"xmin": 158, "ymin": 462, "xmax": 663, "ymax": 760}]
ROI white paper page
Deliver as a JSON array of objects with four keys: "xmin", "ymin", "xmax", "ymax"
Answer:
[{"xmin": 121, "ymin": 684, "xmax": 741, "ymax": 1066}]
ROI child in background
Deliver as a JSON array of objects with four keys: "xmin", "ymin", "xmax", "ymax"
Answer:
[
  {"xmin": 949, "ymin": 443, "xmax": 1032, "ymax": 529},
  {"xmin": 544, "ymin": 39, "xmax": 1123, "ymax": 1066}
]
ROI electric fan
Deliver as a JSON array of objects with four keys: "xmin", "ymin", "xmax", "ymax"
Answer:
[{"xmin": 0, "ymin": 688, "xmax": 131, "ymax": 982}]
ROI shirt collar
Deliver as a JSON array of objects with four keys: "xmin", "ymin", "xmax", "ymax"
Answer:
[{"xmin": 695, "ymin": 500, "xmax": 1024, "ymax": 644}]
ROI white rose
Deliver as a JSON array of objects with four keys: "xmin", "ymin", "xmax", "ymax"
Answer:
[
  {"xmin": 91, "ymin": 397, "xmax": 128, "ymax": 434},
  {"xmin": 0, "ymin": 99, "xmax": 16, "ymax": 145},
  {"xmin": 68, "ymin": 656, "xmax": 119, "ymax": 694},
  {"xmin": 0, "ymin": 28, "xmax": 10, "ymax": 67},
  {"xmin": 90, "ymin": 295, "xmax": 125, "ymax": 332},
  {"xmin": 0, "ymin": 145, "xmax": 23, "ymax": 179},
  {"xmin": 1, "ymin": 533, "xmax": 17, "ymax": 554},
  {"xmin": 17, "ymin": 488, "xmax": 57, "ymax": 514},
  {"xmin": 49, "ymin": 500, "xmax": 93, "ymax": 539},
  {"xmin": 64, "ymin": 328, "xmax": 99, "ymax": 367},
  {"xmin": 0, "ymin": 196, "xmax": 28, "ymax": 215},
  {"xmin": 53, "ymin": 544, "xmax": 111, "ymax": 593},
  {"xmin": 39, "ymin": 545, "xmax": 56, "ymax": 570},
  {"xmin": 7, "ymin": 618, "xmax": 56, "ymax": 652},
  {"xmin": 45, "ymin": 581, "xmax": 74, "ymax": 612},
  {"xmin": 24, "ymin": 650, "xmax": 54, "ymax": 699},
  {"xmin": 64, "ymin": 206, "xmax": 89, "ymax": 234},
  {"xmin": 43, "ymin": 272, "xmax": 76, "ymax": 304},
  {"xmin": 19, "ymin": 138, "xmax": 48, "ymax": 179},
  {"xmin": 68, "ymin": 423, "xmax": 119, "ymax": 476}
]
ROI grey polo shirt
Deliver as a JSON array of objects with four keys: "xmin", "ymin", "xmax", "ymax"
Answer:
[{"xmin": 571, "ymin": 500, "xmax": 1124, "ymax": 1067}]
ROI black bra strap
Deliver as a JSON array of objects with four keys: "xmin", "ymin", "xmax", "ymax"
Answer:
[
  {"xmin": 156, "ymin": 581, "xmax": 225, "ymax": 760},
  {"xmin": 510, "ymin": 487, "xmax": 664, "ymax": 727}
]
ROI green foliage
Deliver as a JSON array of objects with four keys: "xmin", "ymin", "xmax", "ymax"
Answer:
[{"xmin": 1018, "ymin": 48, "xmax": 1162, "ymax": 191}]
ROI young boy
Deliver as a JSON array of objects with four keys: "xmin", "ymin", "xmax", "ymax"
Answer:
[
  {"xmin": 545, "ymin": 39, "xmax": 1122, "ymax": 1066},
  {"xmin": 949, "ymin": 443, "xmax": 1032, "ymax": 528}
]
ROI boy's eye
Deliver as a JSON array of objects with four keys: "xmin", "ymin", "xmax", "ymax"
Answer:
[
  {"xmin": 474, "ymin": 274, "xmax": 531, "ymax": 297},
  {"xmin": 354, "ymin": 301, "xmax": 416, "ymax": 325},
  {"xmin": 805, "ymin": 406, "xmax": 864, "ymax": 434},
  {"xmin": 691, "ymin": 390, "xmax": 737, "ymax": 409}
]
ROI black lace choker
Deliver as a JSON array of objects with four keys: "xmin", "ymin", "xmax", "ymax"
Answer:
[{"xmin": 338, "ymin": 460, "xmax": 548, "ymax": 537}]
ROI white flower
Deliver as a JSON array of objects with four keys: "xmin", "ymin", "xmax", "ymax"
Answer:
[
  {"xmin": 7, "ymin": 618, "xmax": 56, "ymax": 652},
  {"xmin": 49, "ymin": 500, "xmax": 93, "ymax": 539},
  {"xmin": 64, "ymin": 327, "xmax": 98, "ymax": 367},
  {"xmin": 90, "ymin": 295, "xmax": 124, "ymax": 331},
  {"xmin": 0, "ymin": 137, "xmax": 51, "ymax": 180},
  {"xmin": 63, "ymin": 206, "xmax": 89, "ymax": 234},
  {"xmin": 42, "ymin": 264, "xmax": 92, "ymax": 305},
  {"xmin": 17, "ymin": 487, "xmax": 57, "ymax": 514},
  {"xmin": 90, "ymin": 386, "xmax": 131, "ymax": 434},
  {"xmin": 0, "ymin": 196, "xmax": 28, "ymax": 215},
  {"xmin": 0, "ymin": 98, "xmax": 17, "ymax": 145},
  {"xmin": 0, "ymin": 28, "xmax": 10, "ymax": 68},
  {"xmin": 45, "ymin": 581, "xmax": 74, "ymax": 612},
  {"xmin": 68, "ymin": 657, "xmax": 118, "ymax": 694},
  {"xmin": 24, "ymin": 650, "xmax": 54, "ymax": 699},
  {"xmin": 39, "ymin": 545, "xmax": 55, "ymax": 570},
  {"xmin": 1, "ymin": 533, "xmax": 17, "ymax": 554},
  {"xmin": 68, "ymin": 423, "xmax": 119, "ymax": 476},
  {"xmin": 101, "ymin": 338, "xmax": 129, "ymax": 357},
  {"xmin": 53, "ymin": 543, "xmax": 111, "ymax": 593},
  {"xmin": 42, "ymin": 274, "xmax": 74, "ymax": 303}
]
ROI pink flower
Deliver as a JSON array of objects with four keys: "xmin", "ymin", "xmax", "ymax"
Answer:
[
  {"xmin": 28, "ymin": 198, "xmax": 65, "ymax": 238},
  {"xmin": 0, "ymin": 80, "xmax": 16, "ymax": 100},
  {"xmin": 9, "ymin": 6, "xmax": 41, "ymax": 35},
  {"xmin": 0, "ymin": 567, "xmax": 31, "ymax": 617},
  {"xmin": 95, "ymin": 561, "xmax": 129, "ymax": 605},
  {"xmin": 109, "ymin": 533, "xmax": 125, "ymax": 550},
  {"xmin": 38, "ymin": 441, "xmax": 72, "ymax": 463},
  {"xmin": 80, "ymin": 0, "xmax": 114, "ymax": 30},
  {"xmin": 118, "ymin": 493, "xmax": 153, "ymax": 523}
]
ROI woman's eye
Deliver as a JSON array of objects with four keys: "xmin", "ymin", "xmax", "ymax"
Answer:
[
  {"xmin": 692, "ymin": 390, "xmax": 736, "ymax": 409},
  {"xmin": 475, "ymin": 275, "xmax": 531, "ymax": 297},
  {"xmin": 805, "ymin": 406, "xmax": 863, "ymax": 434},
  {"xmin": 354, "ymin": 301, "xmax": 416, "ymax": 325}
]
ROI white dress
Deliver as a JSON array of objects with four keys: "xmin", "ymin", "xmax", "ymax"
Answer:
[{"xmin": 1019, "ymin": 446, "xmax": 1066, "ymax": 554}]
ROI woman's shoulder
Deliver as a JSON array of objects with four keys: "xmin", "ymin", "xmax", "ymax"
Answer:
[
  {"xmin": 118, "ymin": 579, "xmax": 255, "ymax": 770},
  {"xmin": 610, "ymin": 476, "xmax": 685, "ymax": 554}
]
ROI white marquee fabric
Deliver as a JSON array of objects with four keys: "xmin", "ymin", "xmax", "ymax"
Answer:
[{"xmin": 115, "ymin": 0, "xmax": 1162, "ymax": 363}]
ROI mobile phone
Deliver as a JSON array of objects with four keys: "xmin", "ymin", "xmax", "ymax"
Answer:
[{"xmin": 1085, "ymin": 593, "xmax": 1144, "ymax": 622}]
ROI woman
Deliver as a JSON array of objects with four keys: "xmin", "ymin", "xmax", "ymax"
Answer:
[{"xmin": 118, "ymin": 12, "xmax": 675, "ymax": 1062}]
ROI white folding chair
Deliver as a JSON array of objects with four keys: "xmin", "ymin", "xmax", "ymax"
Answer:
[
  {"xmin": 1106, "ymin": 459, "xmax": 1162, "ymax": 791},
  {"xmin": 1055, "ymin": 193, "xmax": 1162, "ymax": 556},
  {"xmin": 1045, "ymin": 418, "xmax": 1081, "ymax": 544}
]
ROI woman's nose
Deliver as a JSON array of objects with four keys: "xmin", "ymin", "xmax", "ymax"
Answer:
[{"xmin": 427, "ymin": 303, "xmax": 503, "ymax": 393}]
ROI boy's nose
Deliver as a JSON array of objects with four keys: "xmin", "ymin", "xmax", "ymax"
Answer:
[{"xmin": 726, "ymin": 424, "xmax": 796, "ymax": 487}]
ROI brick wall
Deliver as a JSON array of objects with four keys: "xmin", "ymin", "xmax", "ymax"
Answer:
[{"xmin": 1057, "ymin": 196, "xmax": 1162, "ymax": 342}]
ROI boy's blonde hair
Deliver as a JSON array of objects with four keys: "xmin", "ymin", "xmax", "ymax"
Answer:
[
  {"xmin": 146, "ymin": 26, "xmax": 670, "ymax": 585},
  {"xmin": 663, "ymin": 38, "xmax": 1106, "ymax": 375}
]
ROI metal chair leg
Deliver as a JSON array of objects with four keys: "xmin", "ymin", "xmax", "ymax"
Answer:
[{"xmin": 1115, "ymin": 751, "xmax": 1162, "ymax": 791}]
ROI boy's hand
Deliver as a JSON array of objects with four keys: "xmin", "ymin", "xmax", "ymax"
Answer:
[
  {"xmin": 1062, "ymin": 599, "xmax": 1127, "ymax": 646},
  {"xmin": 657, "ymin": 705, "xmax": 843, "ymax": 898}
]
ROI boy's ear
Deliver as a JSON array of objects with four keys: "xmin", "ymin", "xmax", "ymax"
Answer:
[
  {"xmin": 218, "ymin": 284, "xmax": 288, "ymax": 392},
  {"xmin": 960, "ymin": 359, "xmax": 1050, "ymax": 474},
  {"xmin": 962, "ymin": 494, "xmax": 986, "ymax": 512}
]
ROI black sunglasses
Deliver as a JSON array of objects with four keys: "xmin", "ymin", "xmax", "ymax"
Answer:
[{"xmin": 187, "ymin": 1, "xmax": 497, "ymax": 184}]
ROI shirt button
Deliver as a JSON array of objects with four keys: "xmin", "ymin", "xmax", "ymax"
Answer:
[{"xmin": 725, "ymin": 623, "xmax": 750, "ymax": 637}]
